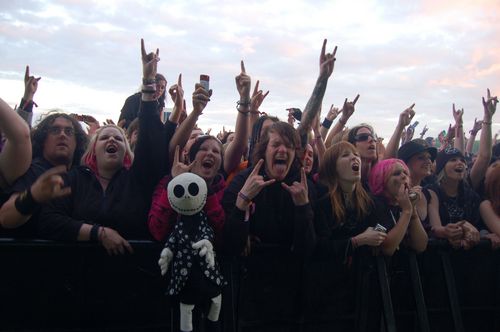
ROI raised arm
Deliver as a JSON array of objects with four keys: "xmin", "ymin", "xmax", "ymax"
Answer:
[
  {"xmin": 452, "ymin": 104, "xmax": 465, "ymax": 153},
  {"xmin": 248, "ymin": 79, "xmax": 269, "ymax": 137},
  {"xmin": 17, "ymin": 65, "xmax": 40, "ymax": 127},
  {"xmin": 466, "ymin": 118, "xmax": 482, "ymax": 156},
  {"xmin": 385, "ymin": 104, "xmax": 415, "ymax": 159},
  {"xmin": 168, "ymin": 80, "xmax": 212, "ymax": 167},
  {"xmin": 325, "ymin": 95, "xmax": 359, "ymax": 148},
  {"xmin": 470, "ymin": 89, "xmax": 497, "ymax": 190},
  {"xmin": 0, "ymin": 97, "xmax": 31, "ymax": 189},
  {"xmin": 298, "ymin": 39, "xmax": 337, "ymax": 145},
  {"xmin": 131, "ymin": 39, "xmax": 169, "ymax": 189},
  {"xmin": 224, "ymin": 61, "xmax": 252, "ymax": 174},
  {"xmin": 319, "ymin": 104, "xmax": 339, "ymax": 140}
]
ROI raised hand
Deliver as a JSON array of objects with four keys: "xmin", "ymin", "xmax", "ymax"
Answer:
[
  {"xmin": 24, "ymin": 65, "xmax": 41, "ymax": 101},
  {"xmin": 158, "ymin": 247, "xmax": 173, "ymax": 275},
  {"xmin": 319, "ymin": 39, "xmax": 337, "ymax": 78},
  {"xmin": 235, "ymin": 60, "xmax": 251, "ymax": 102},
  {"xmin": 469, "ymin": 118, "xmax": 483, "ymax": 136},
  {"xmin": 238, "ymin": 159, "xmax": 276, "ymax": 205},
  {"xmin": 326, "ymin": 104, "xmax": 339, "ymax": 121},
  {"xmin": 140, "ymin": 38, "xmax": 159, "ymax": 80},
  {"xmin": 419, "ymin": 125, "xmax": 428, "ymax": 138},
  {"xmin": 452, "ymin": 103, "xmax": 464, "ymax": 125},
  {"xmin": 398, "ymin": 103, "xmax": 416, "ymax": 127},
  {"xmin": 340, "ymin": 94, "xmax": 360, "ymax": 123},
  {"xmin": 30, "ymin": 165, "xmax": 71, "ymax": 204},
  {"xmin": 281, "ymin": 167, "xmax": 309, "ymax": 206},
  {"xmin": 192, "ymin": 82, "xmax": 212, "ymax": 115},
  {"xmin": 250, "ymin": 80, "xmax": 269, "ymax": 112},
  {"xmin": 171, "ymin": 145, "xmax": 196, "ymax": 177},
  {"xmin": 482, "ymin": 88, "xmax": 498, "ymax": 120},
  {"xmin": 169, "ymin": 73, "xmax": 184, "ymax": 110}
]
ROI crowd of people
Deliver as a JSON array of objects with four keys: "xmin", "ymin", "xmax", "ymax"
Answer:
[{"xmin": 0, "ymin": 38, "xmax": 499, "ymax": 331}]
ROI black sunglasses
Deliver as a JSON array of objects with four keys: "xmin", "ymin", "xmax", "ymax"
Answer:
[{"xmin": 354, "ymin": 133, "xmax": 377, "ymax": 142}]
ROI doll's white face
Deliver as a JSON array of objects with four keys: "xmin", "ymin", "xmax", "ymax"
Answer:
[{"xmin": 168, "ymin": 173, "xmax": 207, "ymax": 215}]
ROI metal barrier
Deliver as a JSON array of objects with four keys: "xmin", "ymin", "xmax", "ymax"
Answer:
[{"xmin": 1, "ymin": 238, "xmax": 499, "ymax": 331}]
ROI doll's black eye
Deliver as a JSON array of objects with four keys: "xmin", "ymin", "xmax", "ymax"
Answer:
[
  {"xmin": 188, "ymin": 182, "xmax": 199, "ymax": 196},
  {"xmin": 174, "ymin": 184, "xmax": 185, "ymax": 198}
]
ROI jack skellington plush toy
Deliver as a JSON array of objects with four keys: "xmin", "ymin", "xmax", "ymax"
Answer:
[{"xmin": 158, "ymin": 172, "xmax": 224, "ymax": 332}]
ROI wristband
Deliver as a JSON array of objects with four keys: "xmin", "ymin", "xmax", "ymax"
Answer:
[
  {"xmin": 236, "ymin": 100, "xmax": 251, "ymax": 109},
  {"xmin": 322, "ymin": 118, "xmax": 333, "ymax": 129},
  {"xmin": 142, "ymin": 78, "xmax": 156, "ymax": 85},
  {"xmin": 483, "ymin": 121, "xmax": 492, "ymax": 125},
  {"xmin": 90, "ymin": 224, "xmax": 101, "ymax": 242},
  {"xmin": 238, "ymin": 191, "xmax": 252, "ymax": 204},
  {"xmin": 14, "ymin": 188, "xmax": 38, "ymax": 215}
]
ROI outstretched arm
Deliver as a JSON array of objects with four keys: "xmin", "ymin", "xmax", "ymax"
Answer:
[
  {"xmin": 466, "ymin": 118, "xmax": 482, "ymax": 156},
  {"xmin": 17, "ymin": 65, "xmax": 40, "ymax": 127},
  {"xmin": 298, "ymin": 39, "xmax": 337, "ymax": 145},
  {"xmin": 470, "ymin": 89, "xmax": 497, "ymax": 190},
  {"xmin": 224, "ymin": 61, "xmax": 252, "ymax": 174}
]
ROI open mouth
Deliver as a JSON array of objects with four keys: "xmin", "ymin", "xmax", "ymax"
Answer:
[
  {"xmin": 454, "ymin": 167, "xmax": 464, "ymax": 173},
  {"xmin": 368, "ymin": 145, "xmax": 376, "ymax": 151},
  {"xmin": 106, "ymin": 145, "xmax": 117, "ymax": 153},
  {"xmin": 351, "ymin": 163, "xmax": 360, "ymax": 172},
  {"xmin": 202, "ymin": 159, "xmax": 214, "ymax": 169}
]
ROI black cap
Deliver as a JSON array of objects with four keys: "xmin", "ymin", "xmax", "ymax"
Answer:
[
  {"xmin": 435, "ymin": 148, "xmax": 465, "ymax": 175},
  {"xmin": 397, "ymin": 141, "xmax": 437, "ymax": 164}
]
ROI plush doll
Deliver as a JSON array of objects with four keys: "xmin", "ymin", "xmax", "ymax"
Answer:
[{"xmin": 158, "ymin": 172, "xmax": 225, "ymax": 332}]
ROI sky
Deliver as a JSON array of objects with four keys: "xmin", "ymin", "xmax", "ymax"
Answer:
[{"xmin": 0, "ymin": 0, "xmax": 499, "ymax": 139}]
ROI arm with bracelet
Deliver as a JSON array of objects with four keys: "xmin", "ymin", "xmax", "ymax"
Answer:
[
  {"xmin": 470, "ymin": 89, "xmax": 497, "ymax": 190},
  {"xmin": 225, "ymin": 61, "xmax": 252, "ymax": 175}
]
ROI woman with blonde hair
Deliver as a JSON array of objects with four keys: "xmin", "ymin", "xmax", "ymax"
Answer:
[{"xmin": 38, "ymin": 39, "xmax": 176, "ymax": 255}]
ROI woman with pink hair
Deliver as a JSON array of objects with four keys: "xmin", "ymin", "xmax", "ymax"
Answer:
[
  {"xmin": 37, "ymin": 39, "xmax": 176, "ymax": 255},
  {"xmin": 369, "ymin": 158, "xmax": 428, "ymax": 255}
]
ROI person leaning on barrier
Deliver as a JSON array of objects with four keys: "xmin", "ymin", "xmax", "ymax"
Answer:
[
  {"xmin": 37, "ymin": 39, "xmax": 176, "ymax": 255},
  {"xmin": 427, "ymin": 148, "xmax": 482, "ymax": 250},
  {"xmin": 0, "ymin": 112, "xmax": 87, "ymax": 238},
  {"xmin": 222, "ymin": 121, "xmax": 316, "ymax": 257},
  {"xmin": 314, "ymin": 141, "xmax": 387, "ymax": 261},
  {"xmin": 368, "ymin": 158, "xmax": 428, "ymax": 256}
]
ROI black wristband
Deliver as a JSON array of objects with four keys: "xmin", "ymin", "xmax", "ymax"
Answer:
[
  {"xmin": 322, "ymin": 118, "xmax": 333, "ymax": 129},
  {"xmin": 14, "ymin": 188, "xmax": 38, "ymax": 216},
  {"xmin": 142, "ymin": 78, "xmax": 156, "ymax": 85},
  {"xmin": 236, "ymin": 100, "xmax": 251, "ymax": 109},
  {"xmin": 90, "ymin": 224, "xmax": 101, "ymax": 242}
]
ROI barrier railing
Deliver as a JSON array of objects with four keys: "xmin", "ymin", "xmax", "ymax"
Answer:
[{"xmin": 1, "ymin": 238, "xmax": 499, "ymax": 331}]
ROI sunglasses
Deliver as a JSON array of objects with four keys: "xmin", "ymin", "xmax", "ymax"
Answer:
[
  {"xmin": 48, "ymin": 126, "xmax": 75, "ymax": 137},
  {"xmin": 354, "ymin": 133, "xmax": 377, "ymax": 142}
]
